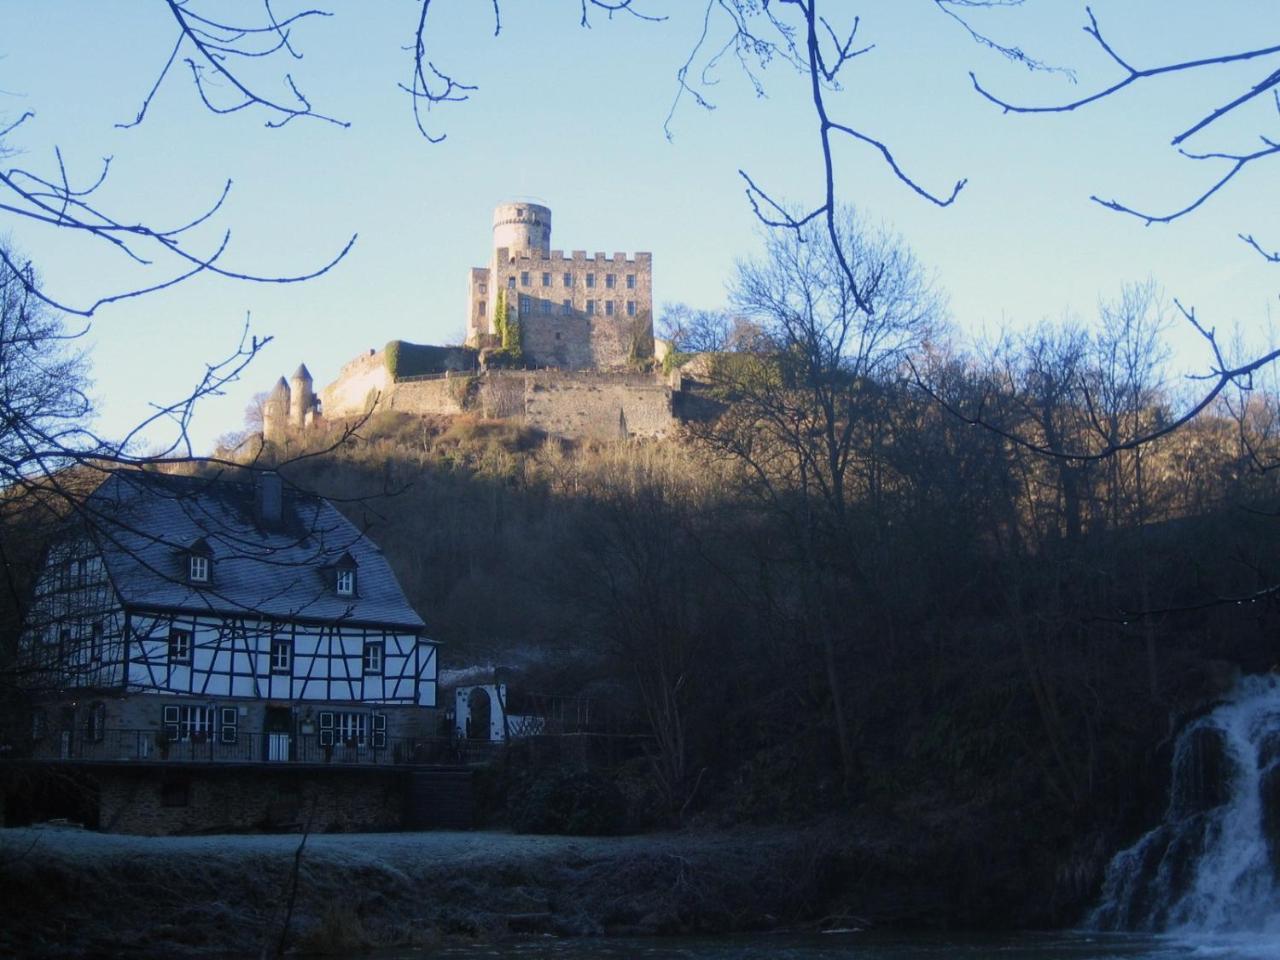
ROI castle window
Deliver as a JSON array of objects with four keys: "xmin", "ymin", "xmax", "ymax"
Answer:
[
  {"xmin": 627, "ymin": 274, "xmax": 636, "ymax": 289},
  {"xmin": 627, "ymin": 300, "xmax": 636, "ymax": 316},
  {"xmin": 479, "ymin": 282, "xmax": 487, "ymax": 294},
  {"xmin": 606, "ymin": 300, "xmax": 615, "ymax": 316},
  {"xmin": 507, "ymin": 277, "xmax": 515, "ymax": 289},
  {"xmin": 541, "ymin": 272, "xmax": 551, "ymax": 287},
  {"xmin": 606, "ymin": 274, "xmax": 616, "ymax": 289},
  {"xmin": 169, "ymin": 629, "xmax": 192, "ymax": 664},
  {"xmin": 587, "ymin": 301, "xmax": 595, "ymax": 316},
  {"xmin": 563, "ymin": 272, "xmax": 572, "ymax": 286},
  {"xmin": 586, "ymin": 273, "xmax": 595, "ymax": 288},
  {"xmin": 477, "ymin": 300, "xmax": 486, "ymax": 317},
  {"xmin": 519, "ymin": 295, "xmax": 531, "ymax": 314},
  {"xmin": 555, "ymin": 332, "xmax": 562, "ymax": 340},
  {"xmin": 540, "ymin": 299, "xmax": 551, "ymax": 314},
  {"xmin": 562, "ymin": 299, "xmax": 571, "ymax": 313},
  {"xmin": 520, "ymin": 271, "xmax": 530, "ymax": 286}
]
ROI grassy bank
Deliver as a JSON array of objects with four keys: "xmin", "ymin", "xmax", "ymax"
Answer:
[{"xmin": 0, "ymin": 819, "xmax": 1080, "ymax": 958}]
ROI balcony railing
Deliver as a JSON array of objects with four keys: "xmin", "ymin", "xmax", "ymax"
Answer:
[{"xmin": 23, "ymin": 728, "xmax": 501, "ymax": 767}]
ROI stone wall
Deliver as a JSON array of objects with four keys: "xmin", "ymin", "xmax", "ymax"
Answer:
[
  {"xmin": 96, "ymin": 765, "xmax": 409, "ymax": 835},
  {"xmin": 523, "ymin": 370, "xmax": 673, "ymax": 440},
  {"xmin": 320, "ymin": 349, "xmax": 389, "ymax": 418}
]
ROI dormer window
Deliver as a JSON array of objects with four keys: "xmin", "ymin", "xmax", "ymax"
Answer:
[
  {"xmin": 189, "ymin": 555, "xmax": 209, "ymax": 583},
  {"xmin": 336, "ymin": 569, "xmax": 355, "ymax": 596},
  {"xmin": 332, "ymin": 552, "xmax": 358, "ymax": 597},
  {"xmin": 186, "ymin": 537, "xmax": 212, "ymax": 584}
]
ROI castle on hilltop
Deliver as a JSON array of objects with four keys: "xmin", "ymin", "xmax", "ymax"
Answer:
[
  {"xmin": 263, "ymin": 201, "xmax": 682, "ymax": 444},
  {"xmin": 467, "ymin": 202, "xmax": 654, "ymax": 369}
]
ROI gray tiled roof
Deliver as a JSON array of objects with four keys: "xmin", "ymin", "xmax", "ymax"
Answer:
[{"xmin": 85, "ymin": 471, "xmax": 425, "ymax": 631}]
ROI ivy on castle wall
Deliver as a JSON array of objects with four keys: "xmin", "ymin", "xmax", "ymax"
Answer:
[{"xmin": 492, "ymin": 288, "xmax": 524, "ymax": 365}]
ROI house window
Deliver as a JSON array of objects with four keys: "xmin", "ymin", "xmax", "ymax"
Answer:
[
  {"xmin": 563, "ymin": 272, "xmax": 572, "ymax": 286},
  {"xmin": 189, "ymin": 555, "xmax": 209, "ymax": 583},
  {"xmin": 86, "ymin": 702, "xmax": 106, "ymax": 742},
  {"xmin": 627, "ymin": 274, "xmax": 636, "ymax": 289},
  {"xmin": 605, "ymin": 301, "xmax": 615, "ymax": 316},
  {"xmin": 587, "ymin": 301, "xmax": 595, "ymax": 316},
  {"xmin": 318, "ymin": 711, "xmax": 385, "ymax": 748},
  {"xmin": 363, "ymin": 641, "xmax": 383, "ymax": 675},
  {"xmin": 219, "ymin": 707, "xmax": 239, "ymax": 744},
  {"xmin": 627, "ymin": 300, "xmax": 636, "ymax": 317},
  {"xmin": 605, "ymin": 273, "xmax": 616, "ymax": 289},
  {"xmin": 520, "ymin": 271, "xmax": 530, "ymax": 286},
  {"xmin": 540, "ymin": 299, "xmax": 551, "ymax": 314},
  {"xmin": 163, "ymin": 704, "xmax": 214, "ymax": 741},
  {"xmin": 90, "ymin": 620, "xmax": 103, "ymax": 661},
  {"xmin": 169, "ymin": 628, "xmax": 192, "ymax": 664},
  {"xmin": 477, "ymin": 300, "xmax": 486, "ymax": 317},
  {"xmin": 336, "ymin": 568, "xmax": 356, "ymax": 597},
  {"xmin": 541, "ymin": 272, "xmax": 551, "ymax": 287},
  {"xmin": 271, "ymin": 639, "xmax": 292, "ymax": 674},
  {"xmin": 585, "ymin": 273, "xmax": 595, "ymax": 288}
]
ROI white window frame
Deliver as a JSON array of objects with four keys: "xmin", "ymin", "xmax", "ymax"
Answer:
[
  {"xmin": 271, "ymin": 639, "xmax": 292, "ymax": 674},
  {"xmin": 169, "ymin": 628, "xmax": 192, "ymax": 664},
  {"xmin": 163, "ymin": 704, "xmax": 215, "ymax": 741},
  {"xmin": 363, "ymin": 641, "xmax": 383, "ymax": 675},
  {"xmin": 189, "ymin": 555, "xmax": 209, "ymax": 583},
  {"xmin": 336, "ymin": 569, "xmax": 356, "ymax": 597}
]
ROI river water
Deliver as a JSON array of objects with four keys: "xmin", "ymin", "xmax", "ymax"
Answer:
[{"xmin": 369, "ymin": 930, "xmax": 1280, "ymax": 960}]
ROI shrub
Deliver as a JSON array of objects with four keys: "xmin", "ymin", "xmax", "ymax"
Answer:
[{"xmin": 508, "ymin": 765, "xmax": 627, "ymax": 836}]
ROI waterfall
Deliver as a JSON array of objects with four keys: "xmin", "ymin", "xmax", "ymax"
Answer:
[{"xmin": 1088, "ymin": 674, "xmax": 1280, "ymax": 934}]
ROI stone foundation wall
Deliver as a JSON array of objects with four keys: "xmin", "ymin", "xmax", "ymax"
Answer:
[{"xmin": 96, "ymin": 765, "xmax": 408, "ymax": 835}]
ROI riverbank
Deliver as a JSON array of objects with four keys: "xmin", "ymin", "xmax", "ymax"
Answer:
[{"xmin": 0, "ymin": 819, "xmax": 1091, "ymax": 959}]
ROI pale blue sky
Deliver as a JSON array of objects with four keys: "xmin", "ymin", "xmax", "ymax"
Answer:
[{"xmin": 2, "ymin": 1, "xmax": 1277, "ymax": 452}]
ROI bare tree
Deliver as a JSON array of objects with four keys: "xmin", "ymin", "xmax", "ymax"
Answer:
[{"xmin": 693, "ymin": 208, "xmax": 942, "ymax": 793}]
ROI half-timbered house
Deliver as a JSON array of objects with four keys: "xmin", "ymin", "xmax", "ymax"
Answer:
[{"xmin": 10, "ymin": 469, "xmax": 449, "ymax": 832}]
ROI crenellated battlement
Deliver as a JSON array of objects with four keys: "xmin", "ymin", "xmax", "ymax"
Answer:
[{"xmin": 497, "ymin": 247, "xmax": 653, "ymax": 267}]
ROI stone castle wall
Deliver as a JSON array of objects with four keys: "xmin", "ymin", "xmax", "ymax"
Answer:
[
  {"xmin": 319, "ymin": 349, "xmax": 390, "ymax": 418},
  {"xmin": 485, "ymin": 249, "xmax": 654, "ymax": 370},
  {"xmin": 320, "ymin": 368, "xmax": 675, "ymax": 440}
]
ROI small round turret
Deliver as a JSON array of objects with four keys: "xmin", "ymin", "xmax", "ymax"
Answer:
[
  {"xmin": 289, "ymin": 363, "xmax": 314, "ymax": 429},
  {"xmin": 263, "ymin": 377, "xmax": 290, "ymax": 442},
  {"xmin": 492, "ymin": 202, "xmax": 551, "ymax": 255}
]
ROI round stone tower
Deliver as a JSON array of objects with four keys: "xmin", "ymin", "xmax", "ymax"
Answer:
[
  {"xmin": 289, "ymin": 364, "xmax": 314, "ymax": 430},
  {"xmin": 263, "ymin": 376, "xmax": 290, "ymax": 442},
  {"xmin": 492, "ymin": 201, "xmax": 551, "ymax": 255}
]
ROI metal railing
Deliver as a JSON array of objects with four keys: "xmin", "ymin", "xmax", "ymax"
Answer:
[{"xmin": 22, "ymin": 728, "xmax": 503, "ymax": 767}]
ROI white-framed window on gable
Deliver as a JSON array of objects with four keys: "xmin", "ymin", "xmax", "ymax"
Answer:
[
  {"xmin": 189, "ymin": 554, "xmax": 209, "ymax": 583},
  {"xmin": 271, "ymin": 639, "xmax": 292, "ymax": 674},
  {"xmin": 169, "ymin": 628, "xmax": 192, "ymax": 664},
  {"xmin": 363, "ymin": 641, "xmax": 383, "ymax": 675}
]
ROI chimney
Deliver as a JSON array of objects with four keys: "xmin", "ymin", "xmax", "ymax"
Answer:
[{"xmin": 254, "ymin": 471, "xmax": 283, "ymax": 530}]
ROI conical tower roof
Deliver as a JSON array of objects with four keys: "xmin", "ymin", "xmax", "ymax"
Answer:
[
  {"xmin": 291, "ymin": 363, "xmax": 313, "ymax": 382},
  {"xmin": 270, "ymin": 376, "xmax": 290, "ymax": 396}
]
